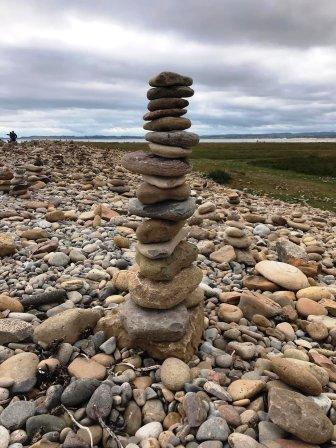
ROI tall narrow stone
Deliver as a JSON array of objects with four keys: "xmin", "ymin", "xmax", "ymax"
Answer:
[{"xmin": 119, "ymin": 71, "xmax": 204, "ymax": 361}]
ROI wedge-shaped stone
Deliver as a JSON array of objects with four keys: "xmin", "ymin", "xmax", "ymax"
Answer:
[
  {"xmin": 136, "ymin": 240, "xmax": 197, "ymax": 280},
  {"xmin": 144, "ymin": 108, "xmax": 187, "ymax": 121},
  {"xmin": 136, "ymin": 219, "xmax": 185, "ymax": 244},
  {"xmin": 137, "ymin": 182, "xmax": 190, "ymax": 205},
  {"xmin": 129, "ymin": 266, "xmax": 203, "ymax": 309},
  {"xmin": 129, "ymin": 197, "xmax": 196, "ymax": 222},
  {"xmin": 33, "ymin": 308, "xmax": 100, "ymax": 347},
  {"xmin": 120, "ymin": 299, "xmax": 188, "ymax": 342},
  {"xmin": 268, "ymin": 388, "xmax": 333, "ymax": 444},
  {"xmin": 137, "ymin": 227, "xmax": 188, "ymax": 260},
  {"xmin": 238, "ymin": 291, "xmax": 282, "ymax": 320}
]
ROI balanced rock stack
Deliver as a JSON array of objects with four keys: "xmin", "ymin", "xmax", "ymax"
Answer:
[
  {"xmin": 26, "ymin": 163, "xmax": 49, "ymax": 187},
  {"xmin": 9, "ymin": 166, "xmax": 29, "ymax": 197},
  {"xmin": 120, "ymin": 71, "xmax": 203, "ymax": 361},
  {"xmin": 0, "ymin": 166, "xmax": 13, "ymax": 193}
]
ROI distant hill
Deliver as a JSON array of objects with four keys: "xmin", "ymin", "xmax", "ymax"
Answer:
[{"xmin": 202, "ymin": 132, "xmax": 336, "ymax": 139}]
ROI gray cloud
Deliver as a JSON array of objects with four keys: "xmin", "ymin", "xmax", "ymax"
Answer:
[
  {"xmin": 0, "ymin": 0, "xmax": 336, "ymax": 136},
  {"xmin": 23, "ymin": 0, "xmax": 336, "ymax": 48}
]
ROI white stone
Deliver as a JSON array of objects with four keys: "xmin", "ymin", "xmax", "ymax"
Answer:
[
  {"xmin": 308, "ymin": 394, "xmax": 332, "ymax": 414},
  {"xmin": 0, "ymin": 425, "xmax": 10, "ymax": 448},
  {"xmin": 255, "ymin": 260, "xmax": 309, "ymax": 291},
  {"xmin": 308, "ymin": 315, "xmax": 336, "ymax": 329},
  {"xmin": 142, "ymin": 174, "xmax": 186, "ymax": 189},
  {"xmin": 135, "ymin": 422, "xmax": 163, "ymax": 440}
]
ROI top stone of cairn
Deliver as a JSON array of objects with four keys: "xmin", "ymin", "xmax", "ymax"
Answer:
[{"xmin": 149, "ymin": 71, "xmax": 193, "ymax": 87}]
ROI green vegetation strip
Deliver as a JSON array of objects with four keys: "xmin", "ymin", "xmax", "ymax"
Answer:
[{"xmin": 85, "ymin": 141, "xmax": 336, "ymax": 212}]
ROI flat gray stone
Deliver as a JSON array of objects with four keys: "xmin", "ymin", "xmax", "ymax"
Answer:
[
  {"xmin": 196, "ymin": 417, "xmax": 229, "ymax": 442},
  {"xmin": 276, "ymin": 239, "xmax": 308, "ymax": 263},
  {"xmin": 0, "ymin": 352, "xmax": 39, "ymax": 393},
  {"xmin": 120, "ymin": 299, "xmax": 188, "ymax": 342},
  {"xmin": 26, "ymin": 414, "xmax": 66, "ymax": 439},
  {"xmin": 0, "ymin": 400, "xmax": 35, "ymax": 430},
  {"xmin": 86, "ymin": 383, "xmax": 113, "ymax": 420},
  {"xmin": 129, "ymin": 197, "xmax": 196, "ymax": 222},
  {"xmin": 0, "ymin": 319, "xmax": 33, "ymax": 344},
  {"xmin": 21, "ymin": 289, "xmax": 67, "ymax": 307},
  {"xmin": 61, "ymin": 379, "xmax": 101, "ymax": 407}
]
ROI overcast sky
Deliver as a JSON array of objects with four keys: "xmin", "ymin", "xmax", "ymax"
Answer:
[{"xmin": 1, "ymin": 0, "xmax": 336, "ymax": 136}]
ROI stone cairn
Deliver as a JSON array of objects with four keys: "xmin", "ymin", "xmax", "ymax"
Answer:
[
  {"xmin": 26, "ymin": 159, "xmax": 50, "ymax": 187},
  {"xmin": 9, "ymin": 166, "xmax": 29, "ymax": 197},
  {"xmin": 0, "ymin": 166, "xmax": 13, "ymax": 193},
  {"xmin": 120, "ymin": 72, "xmax": 204, "ymax": 361}
]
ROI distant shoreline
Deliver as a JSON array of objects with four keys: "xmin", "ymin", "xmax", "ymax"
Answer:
[{"xmin": 12, "ymin": 136, "xmax": 336, "ymax": 143}]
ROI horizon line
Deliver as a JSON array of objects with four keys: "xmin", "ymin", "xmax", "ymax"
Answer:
[{"xmin": 9, "ymin": 130, "xmax": 336, "ymax": 139}]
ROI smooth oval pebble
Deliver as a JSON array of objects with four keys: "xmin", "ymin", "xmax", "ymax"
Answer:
[
  {"xmin": 147, "ymin": 85, "xmax": 194, "ymax": 100},
  {"xmin": 147, "ymin": 97, "xmax": 189, "ymax": 111},
  {"xmin": 146, "ymin": 131, "xmax": 199, "ymax": 148},
  {"xmin": 148, "ymin": 142, "xmax": 192, "ymax": 158},
  {"xmin": 121, "ymin": 151, "xmax": 191, "ymax": 177},
  {"xmin": 255, "ymin": 260, "xmax": 309, "ymax": 291},
  {"xmin": 135, "ymin": 422, "xmax": 163, "ymax": 440},
  {"xmin": 143, "ymin": 117, "xmax": 191, "ymax": 132}
]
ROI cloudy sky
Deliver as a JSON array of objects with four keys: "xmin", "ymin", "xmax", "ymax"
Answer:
[{"xmin": 1, "ymin": 0, "xmax": 336, "ymax": 137}]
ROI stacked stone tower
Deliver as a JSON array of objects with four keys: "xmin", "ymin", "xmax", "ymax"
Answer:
[
  {"xmin": 9, "ymin": 166, "xmax": 29, "ymax": 197},
  {"xmin": 120, "ymin": 72, "xmax": 204, "ymax": 361},
  {"xmin": 0, "ymin": 167, "xmax": 13, "ymax": 193}
]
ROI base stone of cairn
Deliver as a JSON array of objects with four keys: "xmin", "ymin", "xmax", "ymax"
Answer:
[{"xmin": 118, "ymin": 72, "xmax": 204, "ymax": 361}]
